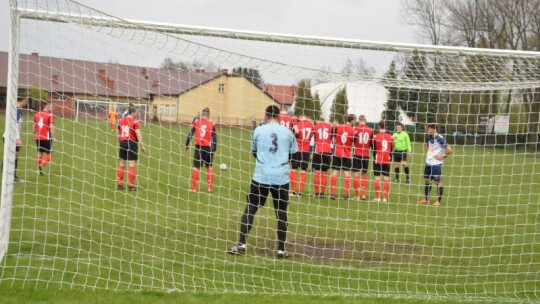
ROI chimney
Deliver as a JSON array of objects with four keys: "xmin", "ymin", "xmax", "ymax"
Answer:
[
  {"xmin": 52, "ymin": 75, "xmax": 59, "ymax": 83},
  {"xmin": 98, "ymin": 69, "xmax": 107, "ymax": 82},
  {"xmin": 141, "ymin": 67, "xmax": 148, "ymax": 79},
  {"xmin": 195, "ymin": 68, "xmax": 205, "ymax": 73},
  {"xmin": 107, "ymin": 79, "xmax": 115, "ymax": 90},
  {"xmin": 220, "ymin": 69, "xmax": 229, "ymax": 75},
  {"xmin": 31, "ymin": 52, "xmax": 39, "ymax": 56},
  {"xmin": 152, "ymin": 80, "xmax": 159, "ymax": 88}
]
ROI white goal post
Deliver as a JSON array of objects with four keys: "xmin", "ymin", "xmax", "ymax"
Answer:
[{"xmin": 1, "ymin": 0, "xmax": 539, "ymax": 302}]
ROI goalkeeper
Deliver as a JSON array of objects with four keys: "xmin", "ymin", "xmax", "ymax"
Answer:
[{"xmin": 228, "ymin": 105, "xmax": 298, "ymax": 258}]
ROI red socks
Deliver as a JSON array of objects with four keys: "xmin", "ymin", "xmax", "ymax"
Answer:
[
  {"xmin": 383, "ymin": 178, "xmax": 390, "ymax": 199},
  {"xmin": 42, "ymin": 154, "xmax": 52, "ymax": 166},
  {"xmin": 321, "ymin": 172, "xmax": 328, "ymax": 195},
  {"xmin": 375, "ymin": 179, "xmax": 381, "ymax": 199},
  {"xmin": 314, "ymin": 171, "xmax": 321, "ymax": 194},
  {"xmin": 36, "ymin": 155, "xmax": 42, "ymax": 167},
  {"xmin": 128, "ymin": 166, "xmax": 136, "ymax": 187},
  {"xmin": 290, "ymin": 171, "xmax": 298, "ymax": 193},
  {"xmin": 330, "ymin": 174, "xmax": 337, "ymax": 196},
  {"xmin": 117, "ymin": 164, "xmax": 125, "ymax": 186},
  {"xmin": 190, "ymin": 167, "xmax": 214, "ymax": 193},
  {"xmin": 207, "ymin": 167, "xmax": 214, "ymax": 192},
  {"xmin": 362, "ymin": 175, "xmax": 368, "ymax": 197},
  {"xmin": 191, "ymin": 168, "xmax": 200, "ymax": 191},
  {"xmin": 344, "ymin": 175, "xmax": 351, "ymax": 197},
  {"xmin": 299, "ymin": 172, "xmax": 307, "ymax": 193},
  {"xmin": 354, "ymin": 175, "xmax": 360, "ymax": 198}
]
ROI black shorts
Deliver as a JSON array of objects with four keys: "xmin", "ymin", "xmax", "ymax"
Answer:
[
  {"xmin": 393, "ymin": 151, "xmax": 408, "ymax": 163},
  {"xmin": 373, "ymin": 163, "xmax": 391, "ymax": 177},
  {"xmin": 352, "ymin": 156, "xmax": 370, "ymax": 172},
  {"xmin": 331, "ymin": 156, "xmax": 351, "ymax": 170},
  {"xmin": 193, "ymin": 145, "xmax": 213, "ymax": 168},
  {"xmin": 312, "ymin": 153, "xmax": 331, "ymax": 171},
  {"xmin": 247, "ymin": 180, "xmax": 289, "ymax": 209},
  {"xmin": 36, "ymin": 140, "xmax": 52, "ymax": 153},
  {"xmin": 291, "ymin": 152, "xmax": 310, "ymax": 170},
  {"xmin": 119, "ymin": 140, "xmax": 138, "ymax": 161}
]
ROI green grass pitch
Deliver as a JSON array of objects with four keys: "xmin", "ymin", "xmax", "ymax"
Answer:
[{"xmin": 0, "ymin": 115, "xmax": 539, "ymax": 303}]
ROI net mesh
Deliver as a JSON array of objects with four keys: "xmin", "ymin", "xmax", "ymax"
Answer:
[{"xmin": 1, "ymin": 0, "xmax": 539, "ymax": 302}]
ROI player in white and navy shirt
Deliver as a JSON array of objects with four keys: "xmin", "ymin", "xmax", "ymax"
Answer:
[{"xmin": 419, "ymin": 123, "xmax": 452, "ymax": 206}]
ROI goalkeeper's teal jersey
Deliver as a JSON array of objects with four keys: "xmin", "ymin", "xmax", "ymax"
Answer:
[{"xmin": 252, "ymin": 122, "xmax": 298, "ymax": 185}]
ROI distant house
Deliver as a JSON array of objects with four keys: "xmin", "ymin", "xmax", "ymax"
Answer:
[
  {"xmin": 0, "ymin": 52, "xmax": 278, "ymax": 126},
  {"xmin": 262, "ymin": 84, "xmax": 298, "ymax": 110},
  {"xmin": 153, "ymin": 69, "xmax": 279, "ymax": 125}
]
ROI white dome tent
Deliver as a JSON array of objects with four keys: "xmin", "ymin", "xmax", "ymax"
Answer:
[{"xmin": 293, "ymin": 81, "xmax": 415, "ymax": 126}]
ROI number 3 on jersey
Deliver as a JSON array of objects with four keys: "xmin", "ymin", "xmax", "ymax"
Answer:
[{"xmin": 269, "ymin": 133, "xmax": 278, "ymax": 153}]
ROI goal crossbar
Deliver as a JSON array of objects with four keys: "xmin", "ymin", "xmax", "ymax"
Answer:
[{"xmin": 15, "ymin": 8, "xmax": 540, "ymax": 59}]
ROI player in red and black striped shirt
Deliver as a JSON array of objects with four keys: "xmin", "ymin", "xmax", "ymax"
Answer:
[
  {"xmin": 352, "ymin": 115, "xmax": 374, "ymax": 200},
  {"xmin": 330, "ymin": 114, "xmax": 355, "ymax": 199},
  {"xmin": 312, "ymin": 117, "xmax": 333, "ymax": 197},
  {"xmin": 290, "ymin": 113, "xmax": 314, "ymax": 196},
  {"xmin": 185, "ymin": 107, "xmax": 217, "ymax": 193},
  {"xmin": 116, "ymin": 106, "xmax": 146, "ymax": 191},
  {"xmin": 373, "ymin": 121, "xmax": 394, "ymax": 202}
]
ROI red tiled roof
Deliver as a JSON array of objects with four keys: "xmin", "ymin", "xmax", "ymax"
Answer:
[
  {"xmin": 0, "ymin": 52, "xmax": 224, "ymax": 99},
  {"xmin": 262, "ymin": 85, "xmax": 297, "ymax": 105}
]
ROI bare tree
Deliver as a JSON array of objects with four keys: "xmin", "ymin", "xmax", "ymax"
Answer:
[
  {"xmin": 402, "ymin": 0, "xmax": 446, "ymax": 45},
  {"xmin": 403, "ymin": 0, "xmax": 540, "ymax": 151}
]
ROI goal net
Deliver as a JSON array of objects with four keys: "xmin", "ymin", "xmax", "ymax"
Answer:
[{"xmin": 1, "ymin": 0, "xmax": 539, "ymax": 302}]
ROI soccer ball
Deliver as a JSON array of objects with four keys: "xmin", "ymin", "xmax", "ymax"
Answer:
[{"xmin": 219, "ymin": 163, "xmax": 228, "ymax": 171}]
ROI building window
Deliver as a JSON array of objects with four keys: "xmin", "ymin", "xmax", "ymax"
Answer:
[
  {"xmin": 158, "ymin": 104, "xmax": 177, "ymax": 117},
  {"xmin": 218, "ymin": 83, "xmax": 225, "ymax": 94}
]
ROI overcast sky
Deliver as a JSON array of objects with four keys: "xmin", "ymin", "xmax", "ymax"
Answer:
[
  {"xmin": 2, "ymin": 0, "xmax": 417, "ymax": 51},
  {"xmin": 1, "ymin": 0, "xmax": 419, "ymax": 84}
]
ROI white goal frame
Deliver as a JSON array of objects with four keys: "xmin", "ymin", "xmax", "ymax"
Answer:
[{"xmin": 74, "ymin": 99, "xmax": 148, "ymax": 124}]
